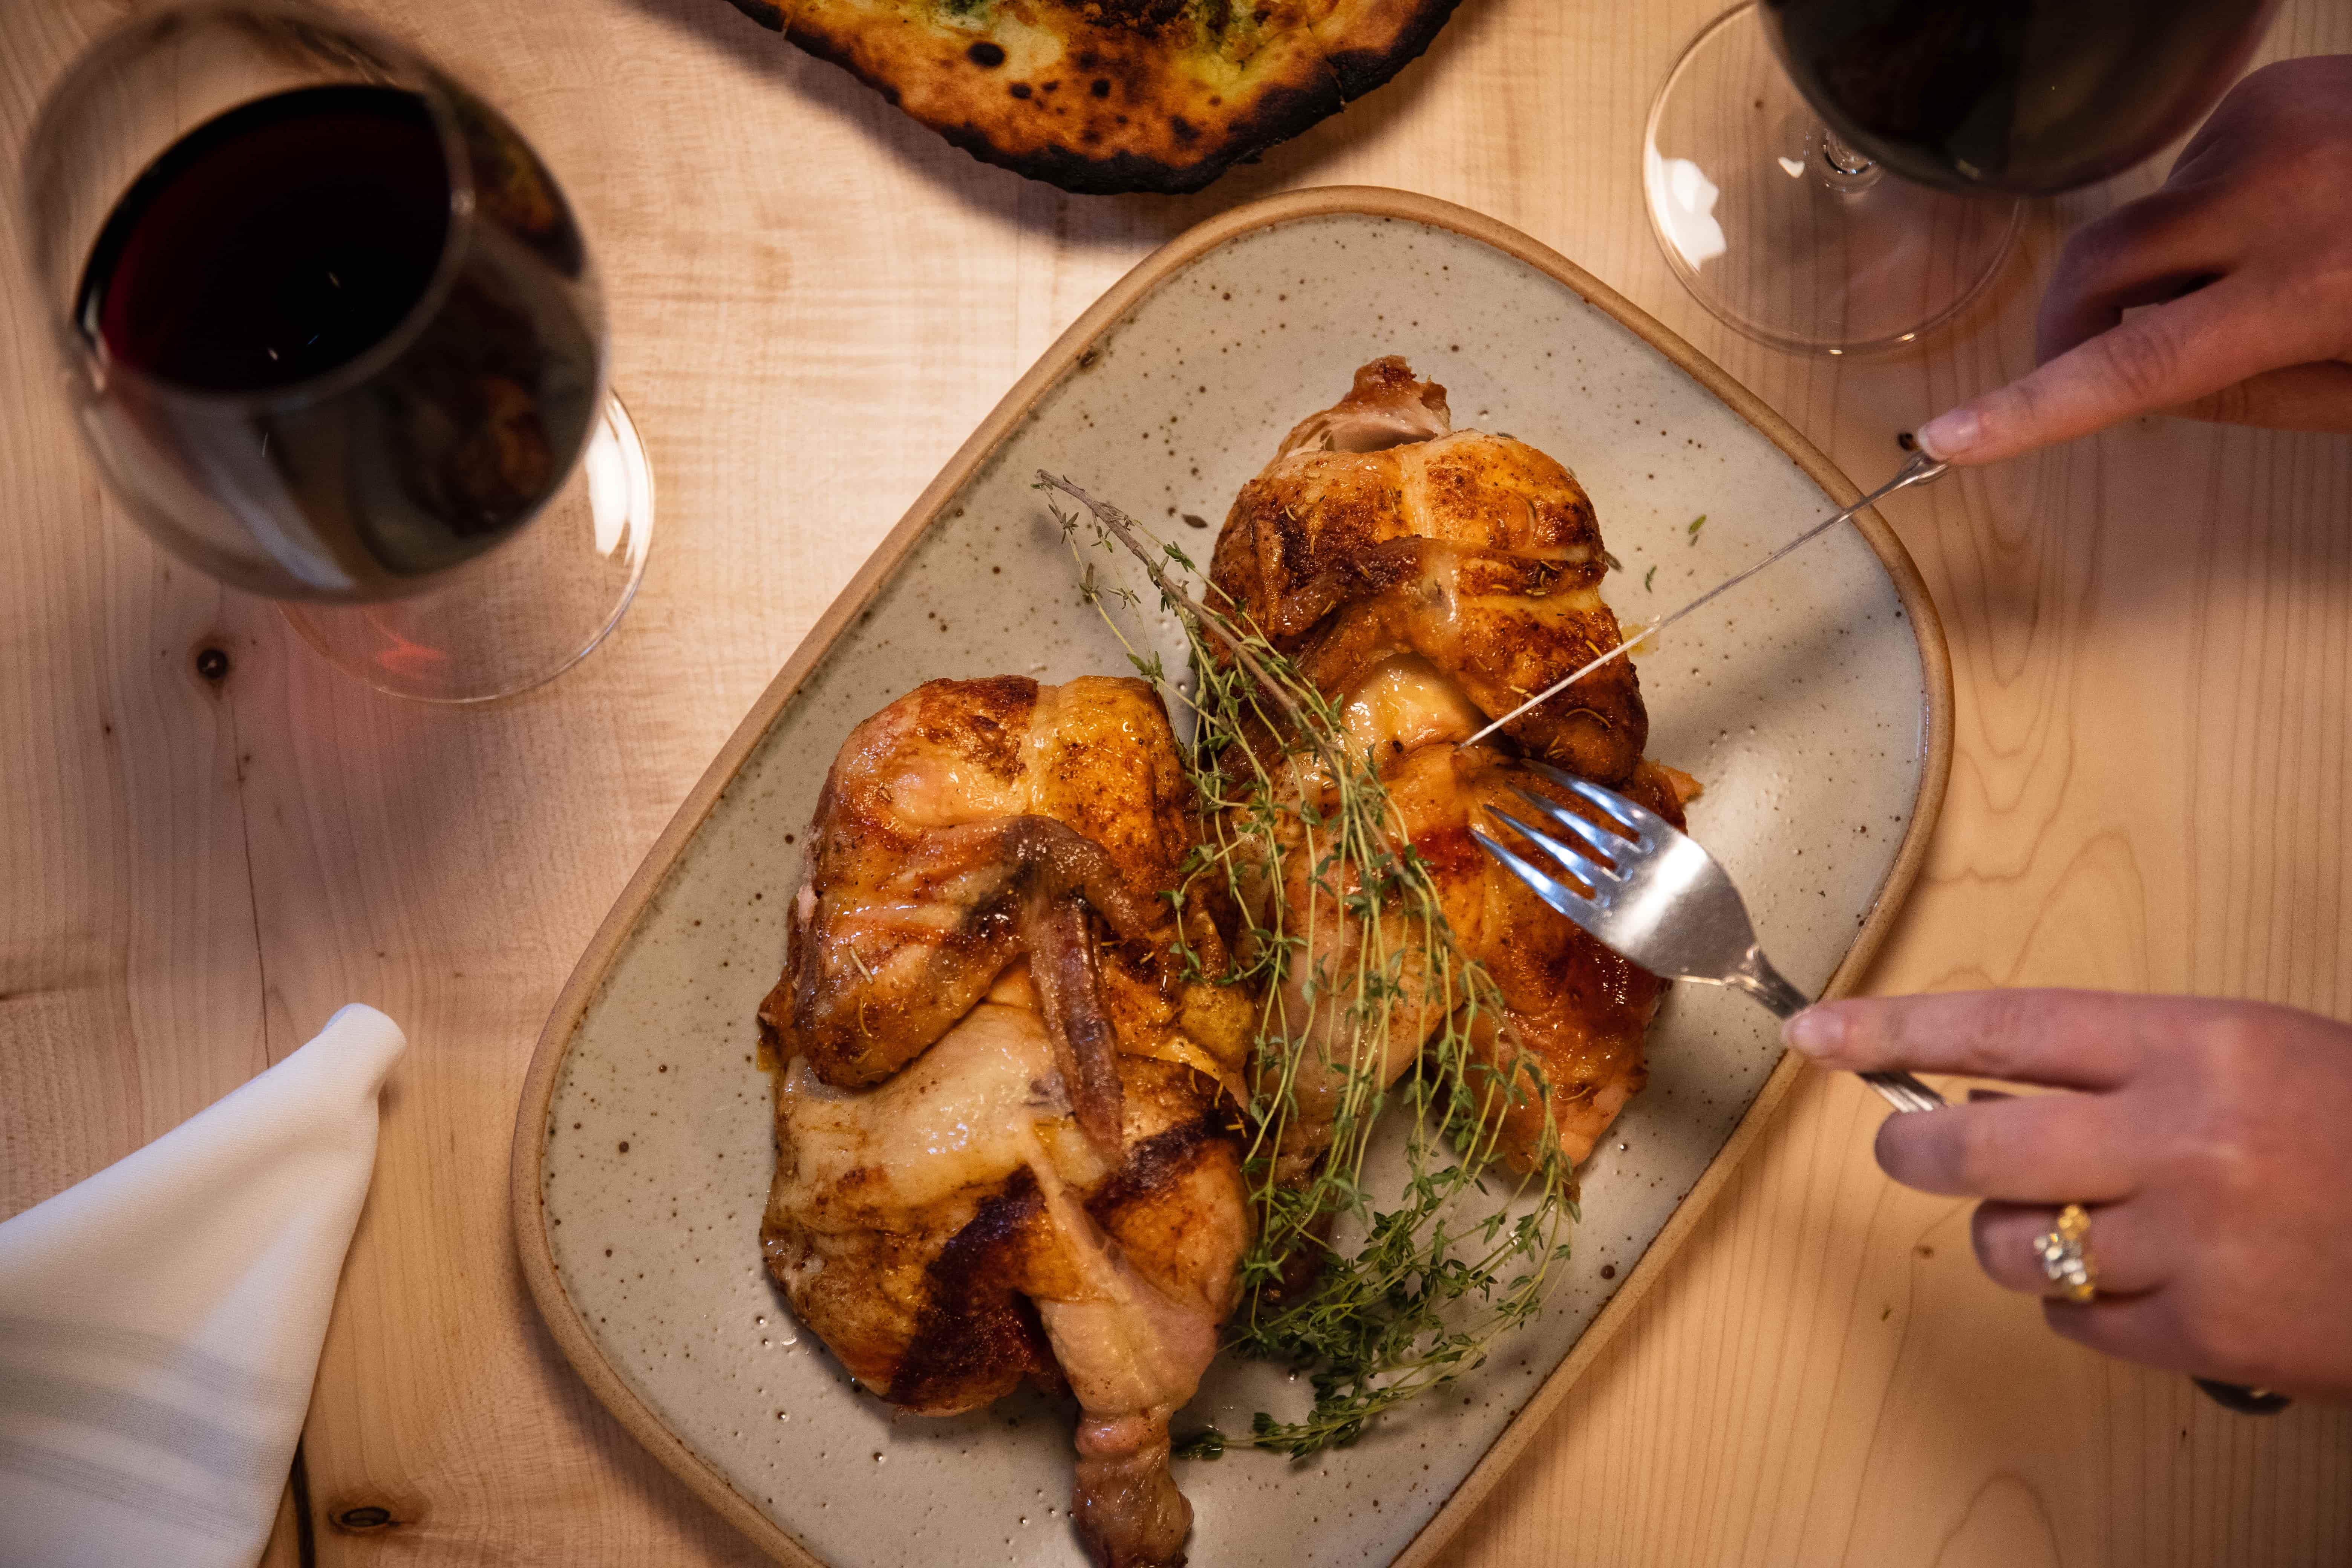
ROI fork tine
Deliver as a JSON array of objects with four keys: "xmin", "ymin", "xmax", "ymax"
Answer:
[
  {"xmin": 1471, "ymin": 827, "xmax": 1606, "ymax": 928},
  {"xmin": 1524, "ymin": 762, "xmax": 1668, "ymax": 847},
  {"xmin": 1509, "ymin": 788, "xmax": 1631, "ymax": 862},
  {"xmin": 1486, "ymin": 807, "xmax": 1618, "ymax": 897}
]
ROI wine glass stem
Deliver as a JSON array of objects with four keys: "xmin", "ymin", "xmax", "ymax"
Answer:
[{"xmin": 1814, "ymin": 125, "xmax": 1883, "ymax": 193}]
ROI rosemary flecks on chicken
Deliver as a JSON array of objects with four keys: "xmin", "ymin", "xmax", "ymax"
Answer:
[{"xmin": 1039, "ymin": 472, "xmax": 1574, "ymax": 1458}]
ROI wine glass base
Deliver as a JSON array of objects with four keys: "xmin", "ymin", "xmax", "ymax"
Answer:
[
  {"xmin": 282, "ymin": 390, "xmax": 653, "ymax": 704},
  {"xmin": 1643, "ymin": 3, "xmax": 2022, "ymax": 356}
]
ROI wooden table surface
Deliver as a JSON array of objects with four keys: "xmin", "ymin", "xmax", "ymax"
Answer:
[{"xmin": 5, "ymin": 2, "xmax": 2350, "ymax": 1564}]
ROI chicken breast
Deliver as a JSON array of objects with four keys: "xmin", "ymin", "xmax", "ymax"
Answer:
[
  {"xmin": 760, "ymin": 675, "xmax": 1250, "ymax": 1568},
  {"xmin": 1209, "ymin": 356, "xmax": 1648, "ymax": 784}
]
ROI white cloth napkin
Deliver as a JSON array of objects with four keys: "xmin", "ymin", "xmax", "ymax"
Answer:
[{"xmin": 0, "ymin": 1004, "xmax": 406, "ymax": 1568}]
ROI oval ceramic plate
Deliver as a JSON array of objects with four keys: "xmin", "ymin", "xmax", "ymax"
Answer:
[{"xmin": 513, "ymin": 188, "xmax": 1952, "ymax": 1568}]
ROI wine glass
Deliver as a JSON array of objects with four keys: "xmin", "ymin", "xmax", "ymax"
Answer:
[
  {"xmin": 1645, "ymin": 0, "xmax": 2281, "ymax": 357},
  {"xmin": 18, "ymin": 0, "xmax": 652, "ymax": 703}
]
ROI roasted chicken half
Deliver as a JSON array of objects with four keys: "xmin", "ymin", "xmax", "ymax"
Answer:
[
  {"xmin": 759, "ymin": 675, "xmax": 1252, "ymax": 1568},
  {"xmin": 1208, "ymin": 358, "xmax": 1694, "ymax": 1178}
]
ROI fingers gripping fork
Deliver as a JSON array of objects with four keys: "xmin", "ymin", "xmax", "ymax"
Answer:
[
  {"xmin": 1479, "ymin": 766, "xmax": 2283, "ymax": 1412},
  {"xmin": 1476, "ymin": 765, "xmax": 1942, "ymax": 1116}
]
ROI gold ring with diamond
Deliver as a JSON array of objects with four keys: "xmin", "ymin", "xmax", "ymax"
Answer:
[{"xmin": 2034, "ymin": 1203, "xmax": 2099, "ymax": 1305}]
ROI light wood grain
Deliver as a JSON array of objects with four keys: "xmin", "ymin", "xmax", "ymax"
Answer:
[{"xmin": 2, "ymin": 1, "xmax": 2347, "ymax": 1565}]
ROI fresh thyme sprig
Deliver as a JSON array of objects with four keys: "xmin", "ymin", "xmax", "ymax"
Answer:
[{"xmin": 1037, "ymin": 471, "xmax": 1574, "ymax": 1459}]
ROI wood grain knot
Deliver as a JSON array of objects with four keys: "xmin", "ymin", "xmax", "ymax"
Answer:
[{"xmin": 333, "ymin": 1505, "xmax": 397, "ymax": 1533}]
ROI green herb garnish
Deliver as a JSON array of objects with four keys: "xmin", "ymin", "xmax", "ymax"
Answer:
[{"xmin": 1039, "ymin": 472, "xmax": 1574, "ymax": 1459}]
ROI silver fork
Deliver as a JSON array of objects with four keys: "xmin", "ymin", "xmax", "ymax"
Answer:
[
  {"xmin": 1469, "ymin": 760, "xmax": 1942, "ymax": 1115},
  {"xmin": 1474, "ymin": 766, "xmax": 2292, "ymax": 1415}
]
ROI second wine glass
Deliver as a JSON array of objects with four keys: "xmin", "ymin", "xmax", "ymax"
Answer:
[{"xmin": 1646, "ymin": 0, "xmax": 2279, "ymax": 357}]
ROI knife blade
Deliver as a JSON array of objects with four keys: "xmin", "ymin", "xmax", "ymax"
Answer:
[{"xmin": 1464, "ymin": 448, "xmax": 1952, "ymax": 748}]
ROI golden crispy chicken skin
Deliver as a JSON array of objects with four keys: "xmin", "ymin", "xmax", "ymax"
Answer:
[
  {"xmin": 1210, "ymin": 355, "xmax": 1647, "ymax": 784},
  {"xmin": 1211, "ymin": 362, "xmax": 1692, "ymax": 1176},
  {"xmin": 1237, "ymin": 658, "xmax": 1687, "ymax": 1178},
  {"xmin": 1395, "ymin": 745, "xmax": 1687, "ymax": 1168},
  {"xmin": 761, "ymin": 676, "xmax": 1250, "ymax": 1568}
]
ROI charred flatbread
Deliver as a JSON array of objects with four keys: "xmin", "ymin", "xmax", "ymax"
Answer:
[{"xmin": 722, "ymin": 0, "xmax": 1461, "ymax": 194}]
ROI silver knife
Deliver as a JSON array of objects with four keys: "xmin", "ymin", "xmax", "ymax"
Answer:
[{"xmin": 1465, "ymin": 448, "xmax": 1951, "ymax": 747}]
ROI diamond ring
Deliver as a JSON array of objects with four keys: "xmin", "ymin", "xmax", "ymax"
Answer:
[{"xmin": 2033, "ymin": 1202, "xmax": 2099, "ymax": 1305}]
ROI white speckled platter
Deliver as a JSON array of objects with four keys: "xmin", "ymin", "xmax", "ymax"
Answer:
[{"xmin": 513, "ymin": 188, "xmax": 1951, "ymax": 1568}]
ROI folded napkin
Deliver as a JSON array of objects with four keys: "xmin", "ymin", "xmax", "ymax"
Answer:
[{"xmin": 0, "ymin": 1004, "xmax": 406, "ymax": 1568}]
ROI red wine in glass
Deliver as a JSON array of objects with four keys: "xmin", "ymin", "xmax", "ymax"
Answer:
[
  {"xmin": 79, "ymin": 85, "xmax": 448, "ymax": 392},
  {"xmin": 24, "ymin": 4, "xmax": 653, "ymax": 702},
  {"xmin": 1644, "ymin": 0, "xmax": 2278, "ymax": 354},
  {"xmin": 71, "ymin": 80, "xmax": 602, "ymax": 594},
  {"xmin": 1762, "ymin": 0, "xmax": 2282, "ymax": 195}
]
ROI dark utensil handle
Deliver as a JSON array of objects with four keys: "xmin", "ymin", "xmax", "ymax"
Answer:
[{"xmin": 2195, "ymin": 1378, "xmax": 2291, "ymax": 1415}]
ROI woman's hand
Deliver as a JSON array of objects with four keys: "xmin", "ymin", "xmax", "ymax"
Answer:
[
  {"xmin": 1783, "ymin": 989, "xmax": 2352, "ymax": 1400},
  {"xmin": 1918, "ymin": 57, "xmax": 2352, "ymax": 465}
]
